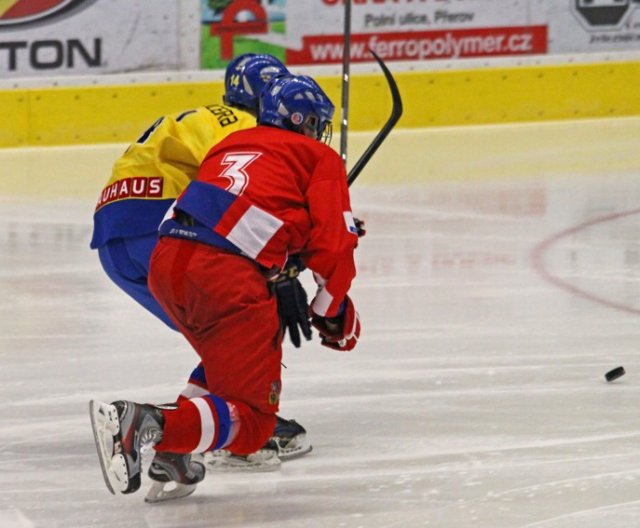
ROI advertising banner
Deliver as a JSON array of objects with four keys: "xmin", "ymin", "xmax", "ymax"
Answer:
[
  {"xmin": 3, "ymin": 1, "xmax": 640, "ymax": 78},
  {"xmin": 201, "ymin": 0, "xmax": 640, "ymax": 69},
  {"xmin": 0, "ymin": 0, "xmax": 198, "ymax": 78}
]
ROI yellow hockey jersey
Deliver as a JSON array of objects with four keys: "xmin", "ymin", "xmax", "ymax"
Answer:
[{"xmin": 91, "ymin": 103, "xmax": 256, "ymax": 248}]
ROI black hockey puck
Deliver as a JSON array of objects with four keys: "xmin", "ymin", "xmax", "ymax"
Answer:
[{"xmin": 605, "ymin": 366, "xmax": 625, "ymax": 382}]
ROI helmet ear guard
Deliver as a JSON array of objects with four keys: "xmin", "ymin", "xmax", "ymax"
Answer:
[
  {"xmin": 258, "ymin": 75, "xmax": 335, "ymax": 144},
  {"xmin": 298, "ymin": 114, "xmax": 333, "ymax": 143}
]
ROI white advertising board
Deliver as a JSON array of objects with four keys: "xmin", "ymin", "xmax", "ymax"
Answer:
[
  {"xmin": 0, "ymin": 0, "xmax": 199, "ymax": 78},
  {"xmin": 3, "ymin": 0, "xmax": 640, "ymax": 79}
]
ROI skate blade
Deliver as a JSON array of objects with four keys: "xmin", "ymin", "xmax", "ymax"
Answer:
[
  {"xmin": 204, "ymin": 449, "xmax": 281, "ymax": 473},
  {"xmin": 278, "ymin": 434, "xmax": 313, "ymax": 461},
  {"xmin": 145, "ymin": 480, "xmax": 197, "ymax": 504},
  {"xmin": 89, "ymin": 400, "xmax": 124, "ymax": 495}
]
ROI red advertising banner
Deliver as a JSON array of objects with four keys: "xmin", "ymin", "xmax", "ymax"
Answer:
[{"xmin": 286, "ymin": 26, "xmax": 548, "ymax": 64}]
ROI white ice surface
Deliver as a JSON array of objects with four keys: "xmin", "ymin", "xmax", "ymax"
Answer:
[{"xmin": 1, "ymin": 121, "xmax": 640, "ymax": 527}]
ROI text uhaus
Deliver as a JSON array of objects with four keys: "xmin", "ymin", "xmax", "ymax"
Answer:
[{"xmin": 96, "ymin": 177, "xmax": 164, "ymax": 210}]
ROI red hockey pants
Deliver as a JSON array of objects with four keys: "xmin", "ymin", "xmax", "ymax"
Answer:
[{"xmin": 148, "ymin": 237, "xmax": 281, "ymax": 454}]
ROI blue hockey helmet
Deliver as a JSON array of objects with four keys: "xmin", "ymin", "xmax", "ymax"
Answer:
[
  {"xmin": 223, "ymin": 53, "xmax": 289, "ymax": 113},
  {"xmin": 258, "ymin": 74, "xmax": 335, "ymax": 143}
]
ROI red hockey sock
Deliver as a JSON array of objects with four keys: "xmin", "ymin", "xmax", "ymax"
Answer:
[{"xmin": 155, "ymin": 395, "xmax": 233, "ymax": 454}]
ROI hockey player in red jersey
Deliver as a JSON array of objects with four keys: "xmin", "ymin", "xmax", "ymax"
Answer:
[
  {"xmin": 89, "ymin": 55, "xmax": 315, "ymax": 488},
  {"xmin": 89, "ymin": 74, "xmax": 361, "ymax": 502}
]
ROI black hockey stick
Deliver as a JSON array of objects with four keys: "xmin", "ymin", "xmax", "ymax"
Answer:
[
  {"xmin": 339, "ymin": 0, "xmax": 352, "ymax": 166},
  {"xmin": 347, "ymin": 49, "xmax": 403, "ymax": 187}
]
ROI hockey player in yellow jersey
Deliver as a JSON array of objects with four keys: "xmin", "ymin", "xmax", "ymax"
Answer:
[
  {"xmin": 91, "ymin": 55, "xmax": 279, "ymax": 329},
  {"xmin": 90, "ymin": 55, "xmax": 313, "ymax": 501}
]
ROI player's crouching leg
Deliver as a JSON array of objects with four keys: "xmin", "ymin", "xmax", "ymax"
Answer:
[
  {"xmin": 179, "ymin": 363, "xmax": 311, "ymax": 472},
  {"xmin": 90, "ymin": 395, "xmax": 276, "ymax": 502},
  {"xmin": 204, "ymin": 400, "xmax": 283, "ymax": 472}
]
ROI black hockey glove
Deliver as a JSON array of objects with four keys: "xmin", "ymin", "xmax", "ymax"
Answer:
[{"xmin": 273, "ymin": 256, "xmax": 312, "ymax": 348}]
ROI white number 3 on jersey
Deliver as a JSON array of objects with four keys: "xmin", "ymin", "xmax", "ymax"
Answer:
[{"xmin": 218, "ymin": 152, "xmax": 261, "ymax": 195}]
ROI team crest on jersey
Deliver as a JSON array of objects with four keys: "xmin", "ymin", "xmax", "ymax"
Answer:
[{"xmin": 268, "ymin": 381, "xmax": 281, "ymax": 406}]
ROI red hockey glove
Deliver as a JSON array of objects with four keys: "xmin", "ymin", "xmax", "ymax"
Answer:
[{"xmin": 311, "ymin": 295, "xmax": 361, "ymax": 351}]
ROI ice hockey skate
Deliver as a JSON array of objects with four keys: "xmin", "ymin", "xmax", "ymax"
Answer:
[
  {"xmin": 266, "ymin": 416, "xmax": 313, "ymax": 461},
  {"xmin": 204, "ymin": 416, "xmax": 311, "ymax": 472},
  {"xmin": 89, "ymin": 399, "xmax": 164, "ymax": 495},
  {"xmin": 145, "ymin": 451, "xmax": 205, "ymax": 503},
  {"xmin": 204, "ymin": 447, "xmax": 281, "ymax": 472}
]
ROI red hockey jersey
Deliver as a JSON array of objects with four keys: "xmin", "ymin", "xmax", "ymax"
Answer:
[{"xmin": 161, "ymin": 125, "xmax": 358, "ymax": 318}]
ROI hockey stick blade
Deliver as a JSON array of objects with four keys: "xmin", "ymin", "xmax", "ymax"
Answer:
[{"xmin": 347, "ymin": 49, "xmax": 403, "ymax": 187}]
